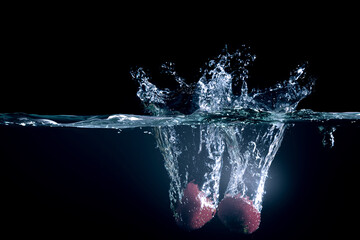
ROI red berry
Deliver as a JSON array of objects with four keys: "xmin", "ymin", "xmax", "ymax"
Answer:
[
  {"xmin": 175, "ymin": 182, "xmax": 216, "ymax": 230},
  {"xmin": 217, "ymin": 194, "xmax": 261, "ymax": 234}
]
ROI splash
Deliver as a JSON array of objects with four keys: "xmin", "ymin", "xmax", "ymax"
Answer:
[
  {"xmin": 131, "ymin": 46, "xmax": 313, "ymax": 232},
  {"xmin": 131, "ymin": 46, "xmax": 315, "ymax": 115},
  {"xmin": 1, "ymin": 46, "xmax": 359, "ymax": 233}
]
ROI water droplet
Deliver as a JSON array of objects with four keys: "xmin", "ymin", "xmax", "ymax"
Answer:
[{"xmin": 318, "ymin": 126, "xmax": 336, "ymax": 148}]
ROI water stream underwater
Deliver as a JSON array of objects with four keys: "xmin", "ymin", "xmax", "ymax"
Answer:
[{"xmin": 1, "ymin": 47, "xmax": 360, "ymax": 237}]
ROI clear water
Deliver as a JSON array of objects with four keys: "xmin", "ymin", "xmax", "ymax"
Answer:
[{"xmin": 1, "ymin": 47, "xmax": 359, "ymax": 237}]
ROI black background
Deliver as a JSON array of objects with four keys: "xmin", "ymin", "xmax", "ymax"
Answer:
[
  {"xmin": 1, "ymin": 4, "xmax": 359, "ymax": 239},
  {"xmin": 2, "ymin": 5, "xmax": 359, "ymax": 115}
]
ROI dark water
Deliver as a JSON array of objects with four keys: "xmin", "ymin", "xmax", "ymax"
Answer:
[{"xmin": 1, "ymin": 120, "xmax": 359, "ymax": 239}]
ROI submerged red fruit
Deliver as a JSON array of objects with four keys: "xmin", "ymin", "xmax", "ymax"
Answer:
[
  {"xmin": 217, "ymin": 194, "xmax": 261, "ymax": 234},
  {"xmin": 175, "ymin": 182, "xmax": 216, "ymax": 230}
]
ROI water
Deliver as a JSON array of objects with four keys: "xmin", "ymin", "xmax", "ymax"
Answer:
[
  {"xmin": 1, "ymin": 109, "xmax": 359, "ymax": 128},
  {"xmin": 1, "ymin": 47, "xmax": 360, "ymax": 238}
]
